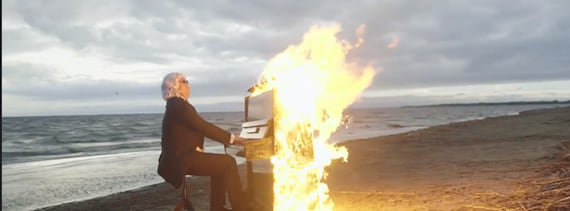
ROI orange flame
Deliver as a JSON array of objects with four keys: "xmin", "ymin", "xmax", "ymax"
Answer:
[
  {"xmin": 253, "ymin": 23, "xmax": 376, "ymax": 210},
  {"xmin": 387, "ymin": 35, "xmax": 399, "ymax": 48}
]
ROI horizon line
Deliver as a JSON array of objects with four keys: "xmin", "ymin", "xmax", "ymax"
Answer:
[{"xmin": 3, "ymin": 99, "xmax": 570, "ymax": 118}]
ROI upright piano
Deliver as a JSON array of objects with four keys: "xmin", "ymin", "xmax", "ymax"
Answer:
[{"xmin": 239, "ymin": 88, "xmax": 276, "ymax": 211}]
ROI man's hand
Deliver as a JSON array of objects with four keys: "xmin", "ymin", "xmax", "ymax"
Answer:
[{"xmin": 232, "ymin": 136, "xmax": 245, "ymax": 146}]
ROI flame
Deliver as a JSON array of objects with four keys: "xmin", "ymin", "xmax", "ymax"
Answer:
[
  {"xmin": 387, "ymin": 35, "xmax": 399, "ymax": 48},
  {"xmin": 253, "ymin": 23, "xmax": 376, "ymax": 210}
]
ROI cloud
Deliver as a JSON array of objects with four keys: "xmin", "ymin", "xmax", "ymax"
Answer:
[{"xmin": 2, "ymin": 0, "xmax": 570, "ymax": 116}]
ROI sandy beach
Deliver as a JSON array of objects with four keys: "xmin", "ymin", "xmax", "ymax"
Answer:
[{"xmin": 37, "ymin": 106, "xmax": 570, "ymax": 211}]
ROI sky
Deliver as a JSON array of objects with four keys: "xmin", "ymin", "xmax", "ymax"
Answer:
[{"xmin": 2, "ymin": 0, "xmax": 570, "ymax": 117}]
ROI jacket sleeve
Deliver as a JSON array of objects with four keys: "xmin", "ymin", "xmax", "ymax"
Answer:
[{"xmin": 176, "ymin": 100, "xmax": 232, "ymax": 145}]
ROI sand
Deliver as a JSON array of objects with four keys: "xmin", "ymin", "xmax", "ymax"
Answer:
[{"xmin": 37, "ymin": 106, "xmax": 570, "ymax": 211}]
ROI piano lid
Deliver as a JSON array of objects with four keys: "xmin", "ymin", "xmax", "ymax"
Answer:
[{"xmin": 245, "ymin": 89, "xmax": 274, "ymax": 122}]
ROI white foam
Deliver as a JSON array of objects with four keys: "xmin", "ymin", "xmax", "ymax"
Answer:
[
  {"xmin": 2, "ymin": 150, "xmax": 163, "ymax": 210},
  {"xmin": 1, "ymin": 147, "xmax": 246, "ymax": 211}
]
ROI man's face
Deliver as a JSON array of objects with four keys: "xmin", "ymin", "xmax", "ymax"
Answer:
[{"xmin": 179, "ymin": 78, "xmax": 191, "ymax": 98}]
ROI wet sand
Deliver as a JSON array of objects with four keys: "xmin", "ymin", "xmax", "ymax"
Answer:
[{"xmin": 38, "ymin": 106, "xmax": 570, "ymax": 211}]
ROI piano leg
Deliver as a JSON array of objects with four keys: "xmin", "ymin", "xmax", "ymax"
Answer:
[
  {"xmin": 246, "ymin": 160, "xmax": 275, "ymax": 211},
  {"xmin": 246, "ymin": 161, "xmax": 255, "ymax": 209}
]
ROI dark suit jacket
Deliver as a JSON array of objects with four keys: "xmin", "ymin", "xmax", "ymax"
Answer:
[{"xmin": 157, "ymin": 97, "xmax": 231, "ymax": 188}]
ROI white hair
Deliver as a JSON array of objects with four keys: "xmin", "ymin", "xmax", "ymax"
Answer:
[{"xmin": 161, "ymin": 72, "xmax": 186, "ymax": 101}]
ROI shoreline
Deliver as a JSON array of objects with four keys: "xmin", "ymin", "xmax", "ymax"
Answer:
[
  {"xmin": 36, "ymin": 106, "xmax": 570, "ymax": 210},
  {"xmin": 328, "ymin": 106, "xmax": 570, "ymax": 210}
]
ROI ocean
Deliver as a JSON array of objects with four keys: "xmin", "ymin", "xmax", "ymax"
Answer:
[{"xmin": 2, "ymin": 104, "xmax": 568, "ymax": 211}]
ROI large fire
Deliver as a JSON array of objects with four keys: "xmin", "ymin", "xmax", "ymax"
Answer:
[{"xmin": 252, "ymin": 24, "xmax": 376, "ymax": 210}]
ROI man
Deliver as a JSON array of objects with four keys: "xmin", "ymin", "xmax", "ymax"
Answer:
[{"xmin": 158, "ymin": 72, "xmax": 246, "ymax": 211}]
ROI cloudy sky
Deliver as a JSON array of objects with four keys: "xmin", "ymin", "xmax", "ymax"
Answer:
[{"xmin": 2, "ymin": 0, "xmax": 569, "ymax": 117}]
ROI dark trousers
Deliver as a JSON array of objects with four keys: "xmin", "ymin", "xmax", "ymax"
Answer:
[{"xmin": 186, "ymin": 152, "xmax": 246, "ymax": 211}]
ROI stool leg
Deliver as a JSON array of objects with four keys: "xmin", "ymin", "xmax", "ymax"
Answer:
[
  {"xmin": 174, "ymin": 199, "xmax": 184, "ymax": 211},
  {"xmin": 183, "ymin": 183, "xmax": 195, "ymax": 211},
  {"xmin": 174, "ymin": 182, "xmax": 195, "ymax": 211}
]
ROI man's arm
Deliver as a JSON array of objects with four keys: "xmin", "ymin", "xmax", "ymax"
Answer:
[{"xmin": 176, "ymin": 100, "xmax": 232, "ymax": 145}]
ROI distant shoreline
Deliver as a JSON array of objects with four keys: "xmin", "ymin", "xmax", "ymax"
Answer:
[
  {"xmin": 401, "ymin": 100, "xmax": 570, "ymax": 108},
  {"xmin": 4, "ymin": 100, "xmax": 569, "ymax": 118}
]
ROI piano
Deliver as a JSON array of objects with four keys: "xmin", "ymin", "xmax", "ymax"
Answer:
[
  {"xmin": 238, "ymin": 83, "xmax": 322, "ymax": 210},
  {"xmin": 239, "ymin": 88, "xmax": 276, "ymax": 211}
]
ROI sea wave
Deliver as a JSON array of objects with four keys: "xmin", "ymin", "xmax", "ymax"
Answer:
[{"xmin": 3, "ymin": 104, "xmax": 569, "ymax": 211}]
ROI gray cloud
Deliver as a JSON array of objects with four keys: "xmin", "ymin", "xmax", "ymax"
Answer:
[
  {"xmin": 2, "ymin": 0, "xmax": 570, "ymax": 116},
  {"xmin": 2, "ymin": 63, "xmax": 156, "ymax": 101},
  {"xmin": 1, "ymin": 61, "xmax": 259, "ymax": 102}
]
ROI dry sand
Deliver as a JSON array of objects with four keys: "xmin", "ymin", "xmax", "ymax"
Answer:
[{"xmin": 37, "ymin": 106, "xmax": 570, "ymax": 211}]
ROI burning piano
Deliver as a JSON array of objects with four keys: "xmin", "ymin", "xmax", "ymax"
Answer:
[
  {"xmin": 231, "ymin": 24, "xmax": 374, "ymax": 211},
  {"xmin": 238, "ymin": 84, "xmax": 316, "ymax": 211},
  {"xmin": 238, "ymin": 86, "xmax": 276, "ymax": 211}
]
